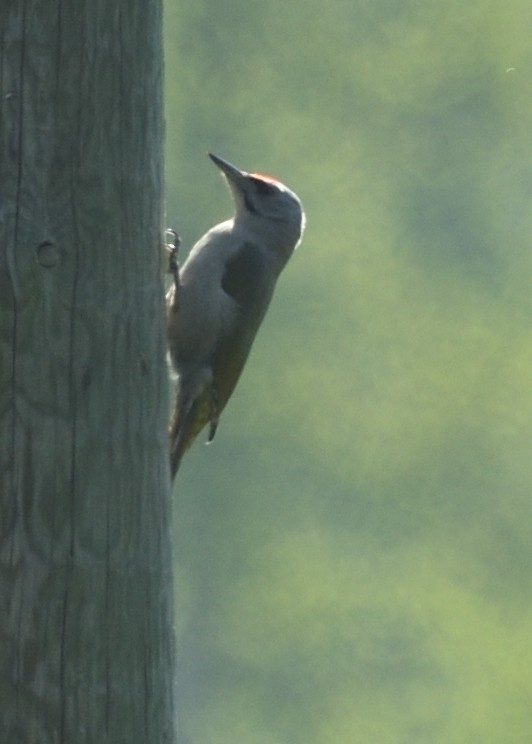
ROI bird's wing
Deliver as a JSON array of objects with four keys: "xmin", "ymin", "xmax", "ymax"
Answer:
[{"xmin": 213, "ymin": 240, "xmax": 277, "ymax": 414}]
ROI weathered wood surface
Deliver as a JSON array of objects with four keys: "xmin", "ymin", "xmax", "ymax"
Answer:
[{"xmin": 0, "ymin": 2, "xmax": 176, "ymax": 741}]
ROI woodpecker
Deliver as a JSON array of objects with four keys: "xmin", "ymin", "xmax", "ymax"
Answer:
[{"xmin": 167, "ymin": 153, "xmax": 305, "ymax": 477}]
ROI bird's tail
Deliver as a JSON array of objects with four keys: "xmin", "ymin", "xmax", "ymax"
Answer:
[
  {"xmin": 169, "ymin": 397, "xmax": 196, "ymax": 478},
  {"xmin": 169, "ymin": 373, "xmax": 217, "ymax": 479}
]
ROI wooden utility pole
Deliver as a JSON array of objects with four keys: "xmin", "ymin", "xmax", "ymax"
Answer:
[{"xmin": 0, "ymin": 2, "xmax": 176, "ymax": 741}]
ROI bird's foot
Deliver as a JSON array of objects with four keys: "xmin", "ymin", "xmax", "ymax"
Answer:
[{"xmin": 165, "ymin": 229, "xmax": 181, "ymax": 291}]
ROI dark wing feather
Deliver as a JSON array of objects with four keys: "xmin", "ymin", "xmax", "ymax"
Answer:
[{"xmin": 214, "ymin": 241, "xmax": 276, "ymax": 416}]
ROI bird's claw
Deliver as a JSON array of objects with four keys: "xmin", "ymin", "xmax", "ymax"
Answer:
[{"xmin": 165, "ymin": 228, "xmax": 181, "ymax": 292}]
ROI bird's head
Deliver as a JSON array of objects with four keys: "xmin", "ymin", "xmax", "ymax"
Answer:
[{"xmin": 209, "ymin": 153, "xmax": 306, "ymax": 250}]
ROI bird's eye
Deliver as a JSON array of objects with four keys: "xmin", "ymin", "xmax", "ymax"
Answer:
[{"xmin": 253, "ymin": 178, "xmax": 276, "ymax": 196}]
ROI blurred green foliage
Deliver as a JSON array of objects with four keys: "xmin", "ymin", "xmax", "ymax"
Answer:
[{"xmin": 165, "ymin": 1, "xmax": 532, "ymax": 741}]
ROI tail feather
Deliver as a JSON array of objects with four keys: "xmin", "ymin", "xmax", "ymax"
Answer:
[{"xmin": 169, "ymin": 380, "xmax": 218, "ymax": 479}]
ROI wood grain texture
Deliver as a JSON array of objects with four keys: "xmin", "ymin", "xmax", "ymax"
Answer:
[{"xmin": 0, "ymin": 1, "xmax": 175, "ymax": 741}]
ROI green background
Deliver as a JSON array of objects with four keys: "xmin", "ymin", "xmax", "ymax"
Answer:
[{"xmin": 165, "ymin": 1, "xmax": 532, "ymax": 741}]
